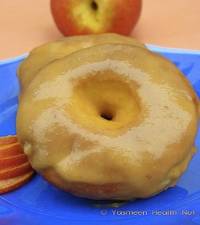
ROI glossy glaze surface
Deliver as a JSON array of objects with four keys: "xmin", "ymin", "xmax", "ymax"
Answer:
[
  {"xmin": 17, "ymin": 44, "xmax": 199, "ymax": 200},
  {"xmin": 18, "ymin": 33, "xmax": 145, "ymax": 91}
]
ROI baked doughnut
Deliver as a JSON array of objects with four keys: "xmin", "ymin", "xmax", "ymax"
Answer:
[
  {"xmin": 17, "ymin": 44, "xmax": 199, "ymax": 200},
  {"xmin": 18, "ymin": 33, "xmax": 145, "ymax": 91}
]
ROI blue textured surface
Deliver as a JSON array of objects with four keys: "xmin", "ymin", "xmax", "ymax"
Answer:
[{"xmin": 0, "ymin": 49, "xmax": 200, "ymax": 225}]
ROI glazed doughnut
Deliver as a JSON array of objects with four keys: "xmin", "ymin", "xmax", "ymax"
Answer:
[
  {"xmin": 18, "ymin": 33, "xmax": 145, "ymax": 91},
  {"xmin": 17, "ymin": 44, "xmax": 199, "ymax": 200}
]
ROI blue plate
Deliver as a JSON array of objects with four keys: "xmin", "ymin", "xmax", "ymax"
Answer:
[{"xmin": 0, "ymin": 46, "xmax": 200, "ymax": 225}]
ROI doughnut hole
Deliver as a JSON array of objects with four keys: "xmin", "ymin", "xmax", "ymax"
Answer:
[{"xmin": 67, "ymin": 70, "xmax": 142, "ymax": 135}]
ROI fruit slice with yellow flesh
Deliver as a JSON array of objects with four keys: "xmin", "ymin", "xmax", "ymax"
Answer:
[
  {"xmin": 0, "ymin": 142, "xmax": 24, "ymax": 158},
  {"xmin": 0, "ymin": 162, "xmax": 32, "ymax": 180},
  {"xmin": 0, "ymin": 136, "xmax": 17, "ymax": 145},
  {"xmin": 0, "ymin": 171, "xmax": 34, "ymax": 194},
  {"xmin": 0, "ymin": 154, "xmax": 28, "ymax": 169},
  {"xmin": 0, "ymin": 135, "xmax": 34, "ymax": 194}
]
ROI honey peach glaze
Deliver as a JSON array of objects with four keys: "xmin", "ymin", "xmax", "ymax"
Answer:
[
  {"xmin": 18, "ymin": 33, "xmax": 145, "ymax": 92},
  {"xmin": 17, "ymin": 43, "xmax": 199, "ymax": 200}
]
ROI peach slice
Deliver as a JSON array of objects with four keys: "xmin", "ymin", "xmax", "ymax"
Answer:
[
  {"xmin": 0, "ymin": 135, "xmax": 34, "ymax": 194},
  {"xmin": 0, "ymin": 154, "xmax": 28, "ymax": 169},
  {"xmin": 0, "ymin": 171, "xmax": 34, "ymax": 194},
  {"xmin": 0, "ymin": 142, "xmax": 24, "ymax": 158},
  {"xmin": 0, "ymin": 135, "xmax": 18, "ymax": 145},
  {"xmin": 0, "ymin": 162, "xmax": 32, "ymax": 180}
]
